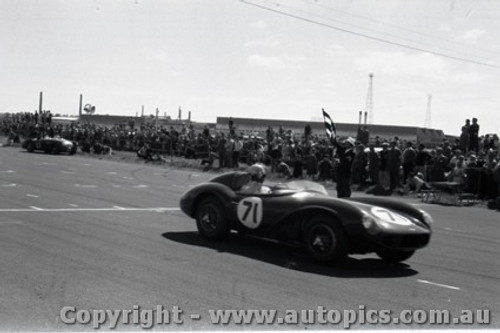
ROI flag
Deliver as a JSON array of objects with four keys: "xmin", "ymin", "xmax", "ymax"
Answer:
[{"xmin": 322, "ymin": 108, "xmax": 336, "ymax": 142}]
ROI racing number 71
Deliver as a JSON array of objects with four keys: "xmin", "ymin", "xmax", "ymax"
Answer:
[{"xmin": 242, "ymin": 200, "xmax": 259, "ymax": 224}]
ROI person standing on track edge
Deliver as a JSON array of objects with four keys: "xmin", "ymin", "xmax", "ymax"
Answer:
[{"xmin": 336, "ymin": 138, "xmax": 355, "ymax": 198}]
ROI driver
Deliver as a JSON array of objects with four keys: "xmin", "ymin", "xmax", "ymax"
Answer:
[{"xmin": 240, "ymin": 163, "xmax": 272, "ymax": 194}]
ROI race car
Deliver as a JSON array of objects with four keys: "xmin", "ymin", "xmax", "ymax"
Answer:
[
  {"xmin": 22, "ymin": 137, "xmax": 77, "ymax": 155},
  {"xmin": 179, "ymin": 171, "xmax": 433, "ymax": 264}
]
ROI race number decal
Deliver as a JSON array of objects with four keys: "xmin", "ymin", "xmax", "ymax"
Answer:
[{"xmin": 237, "ymin": 197, "xmax": 263, "ymax": 229}]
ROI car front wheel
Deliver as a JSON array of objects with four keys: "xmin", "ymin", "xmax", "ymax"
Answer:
[
  {"xmin": 376, "ymin": 249, "xmax": 415, "ymax": 263},
  {"xmin": 195, "ymin": 197, "xmax": 229, "ymax": 241},
  {"xmin": 26, "ymin": 142, "xmax": 35, "ymax": 152},
  {"xmin": 303, "ymin": 215, "xmax": 347, "ymax": 263}
]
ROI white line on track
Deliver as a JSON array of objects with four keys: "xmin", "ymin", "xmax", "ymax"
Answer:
[
  {"xmin": 0, "ymin": 221, "xmax": 24, "ymax": 225},
  {"xmin": 443, "ymin": 227, "xmax": 467, "ymax": 233},
  {"xmin": 0, "ymin": 170, "xmax": 15, "ymax": 173},
  {"xmin": 1, "ymin": 183, "xmax": 16, "ymax": 187},
  {"xmin": 132, "ymin": 185, "xmax": 148, "ymax": 188},
  {"xmin": 69, "ymin": 204, "xmax": 79, "ymax": 207},
  {"xmin": 26, "ymin": 194, "xmax": 39, "ymax": 198},
  {"xmin": 0, "ymin": 207, "xmax": 180, "ymax": 213},
  {"xmin": 417, "ymin": 279, "xmax": 460, "ymax": 290}
]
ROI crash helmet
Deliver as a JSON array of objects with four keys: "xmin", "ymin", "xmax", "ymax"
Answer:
[{"xmin": 246, "ymin": 163, "xmax": 266, "ymax": 183}]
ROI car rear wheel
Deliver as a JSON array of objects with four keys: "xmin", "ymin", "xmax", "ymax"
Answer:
[
  {"xmin": 303, "ymin": 215, "xmax": 347, "ymax": 263},
  {"xmin": 376, "ymin": 249, "xmax": 415, "ymax": 263},
  {"xmin": 196, "ymin": 197, "xmax": 229, "ymax": 241}
]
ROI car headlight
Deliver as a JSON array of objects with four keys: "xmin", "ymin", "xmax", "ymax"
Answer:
[
  {"xmin": 420, "ymin": 210, "xmax": 433, "ymax": 226},
  {"xmin": 370, "ymin": 207, "xmax": 413, "ymax": 227},
  {"xmin": 361, "ymin": 211, "xmax": 379, "ymax": 235}
]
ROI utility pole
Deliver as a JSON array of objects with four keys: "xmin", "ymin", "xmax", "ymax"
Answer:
[
  {"xmin": 39, "ymin": 91, "xmax": 43, "ymax": 113},
  {"xmin": 365, "ymin": 73, "xmax": 374, "ymax": 124},
  {"xmin": 424, "ymin": 94, "xmax": 432, "ymax": 128},
  {"xmin": 79, "ymin": 94, "xmax": 83, "ymax": 117}
]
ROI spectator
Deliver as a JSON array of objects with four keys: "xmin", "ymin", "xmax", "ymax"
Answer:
[
  {"xmin": 217, "ymin": 133, "xmax": 227, "ymax": 169},
  {"xmin": 336, "ymin": 138, "xmax": 355, "ymax": 198},
  {"xmin": 459, "ymin": 119, "xmax": 470, "ymax": 153},
  {"xmin": 415, "ymin": 144, "xmax": 431, "ymax": 181},
  {"xmin": 292, "ymin": 153, "xmax": 304, "ymax": 179},
  {"xmin": 305, "ymin": 149, "xmax": 318, "ymax": 179},
  {"xmin": 469, "ymin": 118, "xmax": 480, "ymax": 153},
  {"xmin": 318, "ymin": 154, "xmax": 333, "ymax": 181},
  {"xmin": 367, "ymin": 143, "xmax": 380, "ymax": 185},
  {"xmin": 379, "ymin": 142, "xmax": 390, "ymax": 189},
  {"xmin": 402, "ymin": 142, "xmax": 416, "ymax": 184},
  {"xmin": 233, "ymin": 136, "xmax": 243, "ymax": 168},
  {"xmin": 386, "ymin": 141, "xmax": 402, "ymax": 191},
  {"xmin": 350, "ymin": 144, "xmax": 367, "ymax": 186},
  {"xmin": 448, "ymin": 156, "xmax": 466, "ymax": 184},
  {"xmin": 429, "ymin": 148, "xmax": 448, "ymax": 182}
]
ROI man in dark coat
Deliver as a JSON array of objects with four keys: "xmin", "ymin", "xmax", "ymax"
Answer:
[{"xmin": 336, "ymin": 138, "xmax": 355, "ymax": 198}]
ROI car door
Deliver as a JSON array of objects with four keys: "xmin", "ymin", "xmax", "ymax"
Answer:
[{"xmin": 233, "ymin": 192, "xmax": 295, "ymax": 235}]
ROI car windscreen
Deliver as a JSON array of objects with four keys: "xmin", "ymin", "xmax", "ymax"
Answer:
[{"xmin": 272, "ymin": 181, "xmax": 327, "ymax": 195}]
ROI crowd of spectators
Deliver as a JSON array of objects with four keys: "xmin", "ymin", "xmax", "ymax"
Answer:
[{"xmin": 1, "ymin": 111, "xmax": 499, "ymax": 205}]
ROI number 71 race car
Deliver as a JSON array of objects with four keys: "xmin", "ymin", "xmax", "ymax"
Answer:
[{"xmin": 179, "ymin": 171, "xmax": 432, "ymax": 264}]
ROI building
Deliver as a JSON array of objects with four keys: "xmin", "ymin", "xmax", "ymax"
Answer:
[{"xmin": 216, "ymin": 117, "xmax": 445, "ymax": 146}]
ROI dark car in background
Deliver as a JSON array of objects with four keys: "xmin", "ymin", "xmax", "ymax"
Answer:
[{"xmin": 22, "ymin": 137, "xmax": 77, "ymax": 155}]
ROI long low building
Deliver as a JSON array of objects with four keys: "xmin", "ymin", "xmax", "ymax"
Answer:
[{"xmin": 216, "ymin": 117, "xmax": 445, "ymax": 146}]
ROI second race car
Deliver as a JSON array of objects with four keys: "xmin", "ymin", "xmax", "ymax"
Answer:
[{"xmin": 22, "ymin": 137, "xmax": 78, "ymax": 155}]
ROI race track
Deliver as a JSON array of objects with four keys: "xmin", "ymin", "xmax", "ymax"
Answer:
[{"xmin": 0, "ymin": 147, "xmax": 498, "ymax": 330}]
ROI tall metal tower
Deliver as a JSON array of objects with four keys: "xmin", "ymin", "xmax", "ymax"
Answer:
[
  {"xmin": 365, "ymin": 73, "xmax": 374, "ymax": 124},
  {"xmin": 424, "ymin": 94, "xmax": 432, "ymax": 128}
]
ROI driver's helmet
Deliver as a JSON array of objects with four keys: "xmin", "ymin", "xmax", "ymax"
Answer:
[{"xmin": 246, "ymin": 163, "xmax": 266, "ymax": 183}]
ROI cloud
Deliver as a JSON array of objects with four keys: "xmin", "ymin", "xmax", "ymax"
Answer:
[
  {"xmin": 153, "ymin": 50, "xmax": 168, "ymax": 62},
  {"xmin": 449, "ymin": 72, "xmax": 487, "ymax": 84},
  {"xmin": 244, "ymin": 37, "xmax": 281, "ymax": 48},
  {"xmin": 326, "ymin": 43, "xmax": 346, "ymax": 55},
  {"xmin": 251, "ymin": 20, "xmax": 267, "ymax": 30},
  {"xmin": 438, "ymin": 24, "xmax": 451, "ymax": 33},
  {"xmin": 140, "ymin": 48, "xmax": 168, "ymax": 62},
  {"xmin": 461, "ymin": 29, "xmax": 485, "ymax": 41},
  {"xmin": 247, "ymin": 53, "xmax": 305, "ymax": 70},
  {"xmin": 354, "ymin": 51, "xmax": 449, "ymax": 79}
]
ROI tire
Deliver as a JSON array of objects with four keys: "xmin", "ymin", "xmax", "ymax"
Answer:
[
  {"xmin": 26, "ymin": 142, "xmax": 35, "ymax": 153},
  {"xmin": 376, "ymin": 249, "xmax": 415, "ymax": 263},
  {"xmin": 69, "ymin": 143, "xmax": 77, "ymax": 155},
  {"xmin": 303, "ymin": 215, "xmax": 348, "ymax": 263},
  {"xmin": 195, "ymin": 197, "xmax": 229, "ymax": 241}
]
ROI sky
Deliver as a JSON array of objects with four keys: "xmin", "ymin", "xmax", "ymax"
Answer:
[{"xmin": 1, "ymin": 0, "xmax": 499, "ymax": 135}]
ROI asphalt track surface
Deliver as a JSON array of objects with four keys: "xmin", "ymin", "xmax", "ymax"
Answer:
[{"xmin": 0, "ymin": 147, "xmax": 498, "ymax": 331}]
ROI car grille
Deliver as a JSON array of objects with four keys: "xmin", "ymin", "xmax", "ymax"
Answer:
[{"xmin": 381, "ymin": 234, "xmax": 430, "ymax": 249}]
